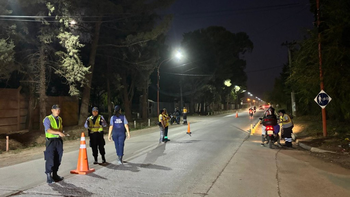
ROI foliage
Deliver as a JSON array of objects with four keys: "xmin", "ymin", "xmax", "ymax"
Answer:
[
  {"xmin": 273, "ymin": 0, "xmax": 350, "ymax": 121},
  {"xmin": 180, "ymin": 26, "xmax": 253, "ymax": 108}
]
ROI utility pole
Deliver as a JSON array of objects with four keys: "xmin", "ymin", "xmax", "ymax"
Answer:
[
  {"xmin": 282, "ymin": 41, "xmax": 296, "ymax": 117},
  {"xmin": 316, "ymin": 0, "xmax": 327, "ymax": 137}
]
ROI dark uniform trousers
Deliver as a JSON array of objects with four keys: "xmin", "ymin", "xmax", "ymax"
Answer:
[
  {"xmin": 44, "ymin": 138, "xmax": 63, "ymax": 174},
  {"xmin": 90, "ymin": 131, "xmax": 106, "ymax": 158}
]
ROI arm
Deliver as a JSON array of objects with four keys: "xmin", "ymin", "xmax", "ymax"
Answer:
[
  {"xmin": 125, "ymin": 124, "xmax": 130, "ymax": 139},
  {"xmin": 108, "ymin": 116, "xmax": 113, "ymax": 141},
  {"xmin": 84, "ymin": 118, "xmax": 89, "ymax": 129},
  {"xmin": 100, "ymin": 115, "xmax": 108, "ymax": 127},
  {"xmin": 108, "ymin": 125, "xmax": 113, "ymax": 141}
]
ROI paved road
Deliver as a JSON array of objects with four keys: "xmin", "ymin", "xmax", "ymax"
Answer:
[{"xmin": 1, "ymin": 111, "xmax": 350, "ymax": 197}]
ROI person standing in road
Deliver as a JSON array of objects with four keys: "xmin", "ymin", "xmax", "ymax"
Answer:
[
  {"xmin": 43, "ymin": 104, "xmax": 65, "ymax": 184},
  {"xmin": 278, "ymin": 109, "xmax": 294, "ymax": 147},
  {"xmin": 163, "ymin": 108, "xmax": 170, "ymax": 142},
  {"xmin": 175, "ymin": 107, "xmax": 181, "ymax": 124},
  {"xmin": 84, "ymin": 107, "xmax": 107, "ymax": 164},
  {"xmin": 158, "ymin": 109, "xmax": 166, "ymax": 143},
  {"xmin": 108, "ymin": 105, "xmax": 130, "ymax": 164},
  {"xmin": 182, "ymin": 107, "xmax": 188, "ymax": 124}
]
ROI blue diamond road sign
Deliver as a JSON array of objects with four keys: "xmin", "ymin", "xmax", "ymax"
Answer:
[{"xmin": 314, "ymin": 90, "xmax": 332, "ymax": 109}]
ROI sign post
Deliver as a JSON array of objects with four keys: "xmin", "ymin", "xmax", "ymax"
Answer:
[{"xmin": 314, "ymin": 90, "xmax": 331, "ymax": 137}]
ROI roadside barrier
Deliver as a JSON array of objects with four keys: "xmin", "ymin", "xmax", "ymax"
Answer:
[{"xmin": 187, "ymin": 122, "xmax": 192, "ymax": 136}]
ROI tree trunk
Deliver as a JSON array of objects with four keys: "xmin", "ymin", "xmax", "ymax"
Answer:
[
  {"xmin": 78, "ymin": 16, "xmax": 102, "ymax": 125},
  {"xmin": 106, "ymin": 59, "xmax": 112, "ymax": 119},
  {"xmin": 27, "ymin": 85, "xmax": 35, "ymax": 130},
  {"xmin": 39, "ymin": 46, "xmax": 47, "ymax": 131},
  {"xmin": 141, "ymin": 84, "xmax": 148, "ymax": 120},
  {"xmin": 121, "ymin": 72, "xmax": 134, "ymax": 121}
]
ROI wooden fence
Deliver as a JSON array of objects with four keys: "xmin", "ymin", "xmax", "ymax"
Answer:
[{"xmin": 0, "ymin": 88, "xmax": 79, "ymax": 135}]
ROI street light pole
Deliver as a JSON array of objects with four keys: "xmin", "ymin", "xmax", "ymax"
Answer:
[{"xmin": 157, "ymin": 58, "xmax": 171, "ymax": 115}]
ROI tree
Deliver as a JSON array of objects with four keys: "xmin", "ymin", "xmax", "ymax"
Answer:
[
  {"xmin": 180, "ymin": 26, "xmax": 253, "ymax": 113},
  {"xmin": 288, "ymin": 0, "xmax": 350, "ymax": 120}
]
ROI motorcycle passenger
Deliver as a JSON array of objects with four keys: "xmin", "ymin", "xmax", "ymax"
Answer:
[
  {"xmin": 278, "ymin": 109, "xmax": 293, "ymax": 147},
  {"xmin": 249, "ymin": 108, "xmax": 254, "ymax": 117},
  {"xmin": 260, "ymin": 106, "xmax": 278, "ymax": 146}
]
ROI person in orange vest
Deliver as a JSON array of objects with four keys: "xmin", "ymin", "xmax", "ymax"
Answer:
[
  {"xmin": 84, "ymin": 107, "xmax": 107, "ymax": 164},
  {"xmin": 43, "ymin": 104, "xmax": 65, "ymax": 184}
]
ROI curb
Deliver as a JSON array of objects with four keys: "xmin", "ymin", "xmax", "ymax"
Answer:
[{"xmin": 296, "ymin": 139, "xmax": 336, "ymax": 154}]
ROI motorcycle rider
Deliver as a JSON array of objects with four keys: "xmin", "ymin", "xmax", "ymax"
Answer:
[{"xmin": 260, "ymin": 106, "xmax": 278, "ymax": 146}]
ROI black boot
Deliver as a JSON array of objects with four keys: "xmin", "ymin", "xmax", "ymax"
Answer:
[
  {"xmin": 46, "ymin": 173, "xmax": 55, "ymax": 184},
  {"xmin": 52, "ymin": 171, "xmax": 64, "ymax": 182},
  {"xmin": 102, "ymin": 155, "xmax": 106, "ymax": 163}
]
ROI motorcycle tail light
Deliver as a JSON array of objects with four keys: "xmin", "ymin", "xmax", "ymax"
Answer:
[{"xmin": 266, "ymin": 125, "xmax": 273, "ymax": 130}]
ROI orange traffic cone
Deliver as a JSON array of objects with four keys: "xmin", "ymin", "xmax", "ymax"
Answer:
[
  {"xmin": 70, "ymin": 132, "xmax": 95, "ymax": 175},
  {"xmin": 187, "ymin": 122, "xmax": 192, "ymax": 136},
  {"xmin": 235, "ymin": 111, "xmax": 238, "ymax": 118}
]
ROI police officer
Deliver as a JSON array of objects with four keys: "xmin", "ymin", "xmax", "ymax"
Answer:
[
  {"xmin": 108, "ymin": 105, "xmax": 130, "ymax": 164},
  {"xmin": 278, "ymin": 109, "xmax": 294, "ymax": 147},
  {"xmin": 84, "ymin": 107, "xmax": 107, "ymax": 164},
  {"xmin": 43, "ymin": 104, "xmax": 65, "ymax": 184},
  {"xmin": 163, "ymin": 108, "xmax": 170, "ymax": 142}
]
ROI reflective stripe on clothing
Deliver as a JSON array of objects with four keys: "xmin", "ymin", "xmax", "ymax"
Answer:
[{"xmin": 43, "ymin": 115, "xmax": 62, "ymax": 138}]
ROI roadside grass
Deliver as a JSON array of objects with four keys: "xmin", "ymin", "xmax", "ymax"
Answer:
[{"xmin": 294, "ymin": 115, "xmax": 350, "ymax": 152}]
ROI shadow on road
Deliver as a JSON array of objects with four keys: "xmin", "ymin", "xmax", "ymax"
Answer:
[{"xmin": 50, "ymin": 180, "xmax": 94, "ymax": 196}]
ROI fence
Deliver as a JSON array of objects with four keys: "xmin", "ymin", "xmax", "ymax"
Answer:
[{"xmin": 0, "ymin": 88, "xmax": 79, "ymax": 135}]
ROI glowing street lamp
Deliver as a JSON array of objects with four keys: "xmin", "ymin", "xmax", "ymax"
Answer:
[{"xmin": 157, "ymin": 49, "xmax": 183, "ymax": 115}]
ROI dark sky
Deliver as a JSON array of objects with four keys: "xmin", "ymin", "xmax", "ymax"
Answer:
[{"xmin": 165, "ymin": 0, "xmax": 314, "ymax": 99}]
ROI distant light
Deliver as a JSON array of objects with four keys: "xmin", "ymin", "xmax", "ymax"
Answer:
[
  {"xmin": 174, "ymin": 50, "xmax": 183, "ymax": 60},
  {"xmin": 70, "ymin": 20, "xmax": 77, "ymax": 26}
]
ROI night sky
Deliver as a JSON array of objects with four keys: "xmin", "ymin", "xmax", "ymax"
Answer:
[{"xmin": 165, "ymin": 0, "xmax": 314, "ymax": 99}]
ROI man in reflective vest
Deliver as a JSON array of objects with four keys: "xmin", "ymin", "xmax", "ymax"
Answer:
[
  {"xmin": 84, "ymin": 107, "xmax": 108, "ymax": 164},
  {"xmin": 182, "ymin": 107, "xmax": 188, "ymax": 124},
  {"xmin": 278, "ymin": 109, "xmax": 294, "ymax": 147},
  {"xmin": 43, "ymin": 104, "xmax": 66, "ymax": 184}
]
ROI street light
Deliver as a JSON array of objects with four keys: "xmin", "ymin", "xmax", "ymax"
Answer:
[{"xmin": 157, "ymin": 50, "xmax": 183, "ymax": 115}]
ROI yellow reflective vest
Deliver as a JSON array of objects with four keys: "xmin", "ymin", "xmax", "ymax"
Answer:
[
  {"xmin": 44, "ymin": 115, "xmax": 62, "ymax": 138},
  {"xmin": 88, "ymin": 115, "xmax": 103, "ymax": 132}
]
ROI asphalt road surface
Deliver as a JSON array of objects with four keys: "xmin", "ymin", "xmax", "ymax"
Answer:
[{"xmin": 1, "ymin": 111, "xmax": 350, "ymax": 197}]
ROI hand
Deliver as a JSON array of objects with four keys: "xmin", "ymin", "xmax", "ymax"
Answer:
[
  {"xmin": 108, "ymin": 136, "xmax": 112, "ymax": 141},
  {"xmin": 126, "ymin": 133, "xmax": 130, "ymax": 139},
  {"xmin": 58, "ymin": 132, "xmax": 66, "ymax": 137}
]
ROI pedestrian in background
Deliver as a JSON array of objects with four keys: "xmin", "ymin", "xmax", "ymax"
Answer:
[
  {"xmin": 175, "ymin": 107, "xmax": 181, "ymax": 124},
  {"xmin": 84, "ymin": 107, "xmax": 107, "ymax": 164},
  {"xmin": 43, "ymin": 104, "xmax": 65, "ymax": 184},
  {"xmin": 182, "ymin": 107, "xmax": 188, "ymax": 124},
  {"xmin": 158, "ymin": 109, "xmax": 165, "ymax": 143},
  {"xmin": 278, "ymin": 109, "xmax": 293, "ymax": 147},
  {"xmin": 108, "ymin": 105, "xmax": 130, "ymax": 164},
  {"xmin": 163, "ymin": 108, "xmax": 170, "ymax": 142}
]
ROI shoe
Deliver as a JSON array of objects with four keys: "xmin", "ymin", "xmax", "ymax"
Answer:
[
  {"xmin": 52, "ymin": 172, "xmax": 64, "ymax": 182},
  {"xmin": 261, "ymin": 143, "xmax": 265, "ymax": 146},
  {"xmin": 94, "ymin": 161, "xmax": 99, "ymax": 164},
  {"xmin": 118, "ymin": 156, "xmax": 123, "ymax": 165},
  {"xmin": 46, "ymin": 173, "xmax": 55, "ymax": 184},
  {"xmin": 102, "ymin": 160, "xmax": 107, "ymax": 164}
]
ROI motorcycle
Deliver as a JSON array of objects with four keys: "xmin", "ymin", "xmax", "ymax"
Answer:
[
  {"xmin": 170, "ymin": 113, "xmax": 179, "ymax": 125},
  {"xmin": 249, "ymin": 109, "xmax": 254, "ymax": 118},
  {"xmin": 264, "ymin": 125, "xmax": 280, "ymax": 149},
  {"xmin": 260, "ymin": 116, "xmax": 281, "ymax": 148}
]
